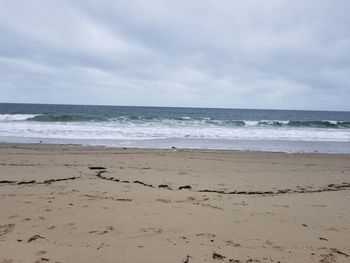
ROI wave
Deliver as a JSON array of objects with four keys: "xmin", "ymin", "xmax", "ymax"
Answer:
[
  {"xmin": 258, "ymin": 120, "xmax": 350, "ymax": 128},
  {"xmin": 1, "ymin": 114, "xmax": 350, "ymax": 129},
  {"xmin": 289, "ymin": 120, "xmax": 349, "ymax": 128},
  {"xmin": 0, "ymin": 114, "xmax": 39, "ymax": 121},
  {"xmin": 27, "ymin": 114, "xmax": 109, "ymax": 122}
]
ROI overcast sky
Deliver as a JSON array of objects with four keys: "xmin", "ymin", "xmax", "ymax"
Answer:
[{"xmin": 0, "ymin": 0, "xmax": 349, "ymax": 111}]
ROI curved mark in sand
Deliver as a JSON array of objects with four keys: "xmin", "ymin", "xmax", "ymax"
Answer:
[{"xmin": 89, "ymin": 167, "xmax": 350, "ymax": 196}]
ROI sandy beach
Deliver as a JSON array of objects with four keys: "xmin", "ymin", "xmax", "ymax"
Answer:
[{"xmin": 0, "ymin": 143, "xmax": 349, "ymax": 263}]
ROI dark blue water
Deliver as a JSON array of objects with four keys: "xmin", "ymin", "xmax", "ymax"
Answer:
[
  {"xmin": 0, "ymin": 103, "xmax": 349, "ymax": 152},
  {"xmin": 1, "ymin": 103, "xmax": 350, "ymax": 123}
]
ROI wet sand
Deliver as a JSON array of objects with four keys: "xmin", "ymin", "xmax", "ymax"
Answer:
[{"xmin": 0, "ymin": 143, "xmax": 350, "ymax": 263}]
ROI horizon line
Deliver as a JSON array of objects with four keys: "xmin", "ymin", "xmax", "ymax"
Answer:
[{"xmin": 0, "ymin": 101, "xmax": 349, "ymax": 113}]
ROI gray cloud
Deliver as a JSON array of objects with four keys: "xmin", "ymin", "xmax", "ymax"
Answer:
[{"xmin": 0, "ymin": 0, "xmax": 349, "ymax": 110}]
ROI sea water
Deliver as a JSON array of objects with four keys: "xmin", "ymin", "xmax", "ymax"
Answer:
[{"xmin": 0, "ymin": 103, "xmax": 349, "ymax": 153}]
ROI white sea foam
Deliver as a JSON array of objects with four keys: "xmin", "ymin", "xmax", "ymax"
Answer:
[
  {"xmin": 0, "ymin": 114, "xmax": 39, "ymax": 121},
  {"xmin": 244, "ymin": 121, "xmax": 259, "ymax": 126},
  {"xmin": 0, "ymin": 120, "xmax": 349, "ymax": 142}
]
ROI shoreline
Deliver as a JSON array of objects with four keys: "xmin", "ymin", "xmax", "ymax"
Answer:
[
  {"xmin": 1, "ymin": 141, "xmax": 350, "ymax": 155},
  {"xmin": 0, "ymin": 143, "xmax": 349, "ymax": 262}
]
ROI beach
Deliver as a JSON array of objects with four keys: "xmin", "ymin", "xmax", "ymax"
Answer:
[{"xmin": 0, "ymin": 143, "xmax": 350, "ymax": 263}]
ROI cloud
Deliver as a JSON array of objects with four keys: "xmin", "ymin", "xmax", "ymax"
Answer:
[{"xmin": 0, "ymin": 0, "xmax": 349, "ymax": 110}]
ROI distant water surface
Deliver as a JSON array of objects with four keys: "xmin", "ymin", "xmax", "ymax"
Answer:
[{"xmin": 0, "ymin": 103, "xmax": 349, "ymax": 153}]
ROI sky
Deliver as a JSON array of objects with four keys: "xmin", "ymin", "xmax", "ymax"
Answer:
[{"xmin": 0, "ymin": 0, "xmax": 349, "ymax": 111}]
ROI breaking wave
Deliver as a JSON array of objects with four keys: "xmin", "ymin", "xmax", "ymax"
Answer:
[
  {"xmin": 1, "ymin": 113, "xmax": 348, "ymax": 129},
  {"xmin": 1, "ymin": 114, "xmax": 350, "ymax": 129},
  {"xmin": 26, "ymin": 114, "xmax": 108, "ymax": 122},
  {"xmin": 0, "ymin": 114, "xmax": 38, "ymax": 121}
]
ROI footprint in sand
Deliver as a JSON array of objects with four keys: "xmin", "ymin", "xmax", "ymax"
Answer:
[
  {"xmin": 97, "ymin": 242, "xmax": 111, "ymax": 250},
  {"xmin": 179, "ymin": 236, "xmax": 189, "ymax": 244},
  {"xmin": 0, "ymin": 224, "xmax": 15, "ymax": 240},
  {"xmin": 156, "ymin": 198, "xmax": 171, "ymax": 203},
  {"xmin": 89, "ymin": 226, "xmax": 114, "ymax": 235},
  {"xmin": 226, "ymin": 240, "xmax": 241, "ymax": 247},
  {"xmin": 196, "ymin": 233, "xmax": 216, "ymax": 238},
  {"xmin": 320, "ymin": 253, "xmax": 336, "ymax": 263},
  {"xmin": 68, "ymin": 223, "xmax": 77, "ymax": 231},
  {"xmin": 138, "ymin": 228, "xmax": 163, "ymax": 236}
]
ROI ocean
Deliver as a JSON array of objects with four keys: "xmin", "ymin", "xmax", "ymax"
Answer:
[{"xmin": 0, "ymin": 103, "xmax": 349, "ymax": 153}]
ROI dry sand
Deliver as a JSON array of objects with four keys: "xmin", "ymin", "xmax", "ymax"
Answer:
[{"xmin": 0, "ymin": 143, "xmax": 349, "ymax": 263}]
